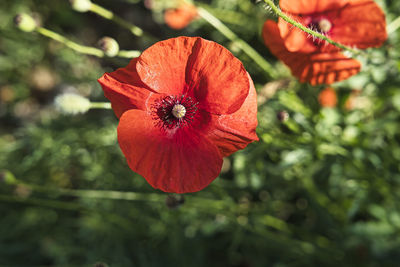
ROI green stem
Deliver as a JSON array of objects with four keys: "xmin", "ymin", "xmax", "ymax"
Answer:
[
  {"xmin": 6, "ymin": 178, "xmax": 226, "ymax": 206},
  {"xmin": 89, "ymin": 3, "xmax": 155, "ymax": 41},
  {"xmin": 197, "ymin": 7, "xmax": 277, "ymax": 79},
  {"xmin": 388, "ymin": 16, "xmax": 400, "ymax": 34},
  {"xmin": 13, "ymin": 181, "xmax": 166, "ymax": 202},
  {"xmin": 262, "ymin": 0, "xmax": 361, "ymax": 55},
  {"xmin": 36, "ymin": 27, "xmax": 142, "ymax": 58},
  {"xmin": 117, "ymin": 50, "xmax": 141, "ymax": 58},
  {"xmin": 36, "ymin": 27, "xmax": 104, "ymax": 57},
  {"xmin": 0, "ymin": 193, "xmax": 84, "ymax": 211},
  {"xmin": 89, "ymin": 102, "xmax": 112, "ymax": 109}
]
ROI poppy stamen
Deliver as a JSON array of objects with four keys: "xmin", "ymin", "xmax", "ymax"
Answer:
[
  {"xmin": 318, "ymin": 19, "xmax": 332, "ymax": 33},
  {"xmin": 308, "ymin": 18, "xmax": 332, "ymax": 34},
  {"xmin": 152, "ymin": 95, "xmax": 198, "ymax": 129}
]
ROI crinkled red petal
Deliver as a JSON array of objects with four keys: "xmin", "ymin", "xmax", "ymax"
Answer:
[
  {"xmin": 137, "ymin": 37, "xmax": 249, "ymax": 115},
  {"xmin": 277, "ymin": 16, "xmax": 319, "ymax": 53},
  {"xmin": 280, "ymin": 0, "xmax": 351, "ymax": 14},
  {"xmin": 136, "ymin": 37, "xmax": 198, "ymax": 96},
  {"xmin": 207, "ymin": 73, "xmax": 258, "ymax": 157},
  {"xmin": 97, "ymin": 58, "xmax": 156, "ymax": 118},
  {"xmin": 263, "ymin": 20, "xmax": 361, "ymax": 85},
  {"xmin": 185, "ymin": 38, "xmax": 249, "ymax": 115},
  {"xmin": 117, "ymin": 109, "xmax": 223, "ymax": 193},
  {"xmin": 328, "ymin": 0, "xmax": 387, "ymax": 49}
]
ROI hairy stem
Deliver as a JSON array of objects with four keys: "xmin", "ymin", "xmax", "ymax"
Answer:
[{"xmin": 262, "ymin": 0, "xmax": 361, "ymax": 55}]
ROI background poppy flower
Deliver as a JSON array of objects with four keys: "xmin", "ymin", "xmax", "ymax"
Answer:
[
  {"xmin": 318, "ymin": 87, "xmax": 337, "ymax": 107},
  {"xmin": 98, "ymin": 37, "xmax": 258, "ymax": 193},
  {"xmin": 164, "ymin": 2, "xmax": 198, "ymax": 30},
  {"xmin": 262, "ymin": 0, "xmax": 387, "ymax": 85}
]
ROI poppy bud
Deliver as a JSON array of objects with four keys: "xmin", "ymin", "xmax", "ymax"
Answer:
[
  {"xmin": 0, "ymin": 170, "xmax": 16, "ymax": 185},
  {"xmin": 276, "ymin": 110, "xmax": 289, "ymax": 122},
  {"xmin": 98, "ymin": 37, "xmax": 120, "ymax": 57},
  {"xmin": 55, "ymin": 93, "xmax": 91, "ymax": 115},
  {"xmin": 318, "ymin": 88, "xmax": 337, "ymax": 108},
  {"xmin": 165, "ymin": 195, "xmax": 185, "ymax": 209},
  {"xmin": 164, "ymin": 3, "xmax": 198, "ymax": 30},
  {"xmin": 14, "ymin": 13, "xmax": 37, "ymax": 32},
  {"xmin": 70, "ymin": 0, "xmax": 92, "ymax": 12}
]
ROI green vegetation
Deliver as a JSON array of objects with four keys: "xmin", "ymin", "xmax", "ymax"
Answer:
[{"xmin": 1, "ymin": 0, "xmax": 400, "ymax": 266}]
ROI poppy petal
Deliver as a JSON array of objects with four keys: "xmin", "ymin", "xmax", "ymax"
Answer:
[
  {"xmin": 136, "ymin": 37, "xmax": 198, "ymax": 95},
  {"xmin": 207, "ymin": 73, "xmax": 258, "ymax": 157},
  {"xmin": 98, "ymin": 58, "xmax": 155, "ymax": 118},
  {"xmin": 277, "ymin": 17, "xmax": 320, "ymax": 53},
  {"xmin": 329, "ymin": 0, "xmax": 387, "ymax": 48},
  {"xmin": 280, "ymin": 0, "xmax": 350, "ymax": 14},
  {"xmin": 118, "ymin": 109, "xmax": 223, "ymax": 193},
  {"xmin": 185, "ymin": 38, "xmax": 249, "ymax": 115},
  {"xmin": 302, "ymin": 53, "xmax": 361, "ymax": 85},
  {"xmin": 263, "ymin": 20, "xmax": 361, "ymax": 85}
]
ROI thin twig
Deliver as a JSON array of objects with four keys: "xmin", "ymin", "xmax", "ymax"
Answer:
[{"xmin": 197, "ymin": 7, "xmax": 278, "ymax": 79}]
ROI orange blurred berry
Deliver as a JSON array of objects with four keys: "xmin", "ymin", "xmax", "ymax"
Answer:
[
  {"xmin": 164, "ymin": 3, "xmax": 198, "ymax": 30},
  {"xmin": 318, "ymin": 87, "xmax": 337, "ymax": 108}
]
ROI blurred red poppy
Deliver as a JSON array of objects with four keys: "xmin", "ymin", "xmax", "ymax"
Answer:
[
  {"xmin": 263, "ymin": 0, "xmax": 387, "ymax": 85},
  {"xmin": 318, "ymin": 87, "xmax": 337, "ymax": 107},
  {"xmin": 164, "ymin": 3, "xmax": 198, "ymax": 30},
  {"xmin": 98, "ymin": 37, "xmax": 258, "ymax": 193}
]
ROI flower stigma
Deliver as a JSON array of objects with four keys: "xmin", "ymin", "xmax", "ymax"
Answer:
[
  {"xmin": 308, "ymin": 18, "xmax": 332, "ymax": 34},
  {"xmin": 318, "ymin": 18, "xmax": 332, "ymax": 33},
  {"xmin": 152, "ymin": 95, "xmax": 198, "ymax": 130},
  {"xmin": 172, "ymin": 104, "xmax": 186, "ymax": 119}
]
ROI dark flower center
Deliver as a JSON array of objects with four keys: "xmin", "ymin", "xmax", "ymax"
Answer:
[
  {"xmin": 308, "ymin": 18, "xmax": 332, "ymax": 33},
  {"xmin": 152, "ymin": 95, "xmax": 198, "ymax": 129}
]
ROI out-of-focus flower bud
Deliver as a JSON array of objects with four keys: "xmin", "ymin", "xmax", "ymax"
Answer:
[
  {"xmin": 318, "ymin": 88, "xmax": 337, "ymax": 108},
  {"xmin": 98, "ymin": 37, "xmax": 120, "ymax": 57},
  {"xmin": 164, "ymin": 3, "xmax": 198, "ymax": 30},
  {"xmin": 55, "ymin": 93, "xmax": 91, "ymax": 115},
  {"xmin": 276, "ymin": 110, "xmax": 289, "ymax": 122},
  {"xmin": 14, "ymin": 13, "xmax": 37, "ymax": 32},
  {"xmin": 0, "ymin": 170, "xmax": 17, "ymax": 185},
  {"xmin": 165, "ymin": 195, "xmax": 185, "ymax": 209},
  {"xmin": 70, "ymin": 0, "xmax": 92, "ymax": 12}
]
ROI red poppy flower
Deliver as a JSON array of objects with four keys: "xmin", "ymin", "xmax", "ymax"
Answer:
[
  {"xmin": 262, "ymin": 0, "xmax": 387, "ymax": 85},
  {"xmin": 98, "ymin": 37, "xmax": 258, "ymax": 193},
  {"xmin": 164, "ymin": 3, "xmax": 198, "ymax": 30},
  {"xmin": 318, "ymin": 87, "xmax": 337, "ymax": 107}
]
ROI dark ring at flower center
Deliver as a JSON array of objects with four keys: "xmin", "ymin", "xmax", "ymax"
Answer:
[{"xmin": 152, "ymin": 95, "xmax": 198, "ymax": 129}]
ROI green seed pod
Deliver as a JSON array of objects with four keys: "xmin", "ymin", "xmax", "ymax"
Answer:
[
  {"xmin": 277, "ymin": 110, "xmax": 289, "ymax": 122},
  {"xmin": 98, "ymin": 37, "xmax": 120, "ymax": 57},
  {"xmin": 55, "ymin": 93, "xmax": 91, "ymax": 115},
  {"xmin": 14, "ymin": 13, "xmax": 37, "ymax": 32},
  {"xmin": 70, "ymin": 0, "xmax": 92, "ymax": 12}
]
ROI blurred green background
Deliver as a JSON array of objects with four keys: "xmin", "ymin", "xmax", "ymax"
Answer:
[{"xmin": 1, "ymin": 0, "xmax": 400, "ymax": 266}]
